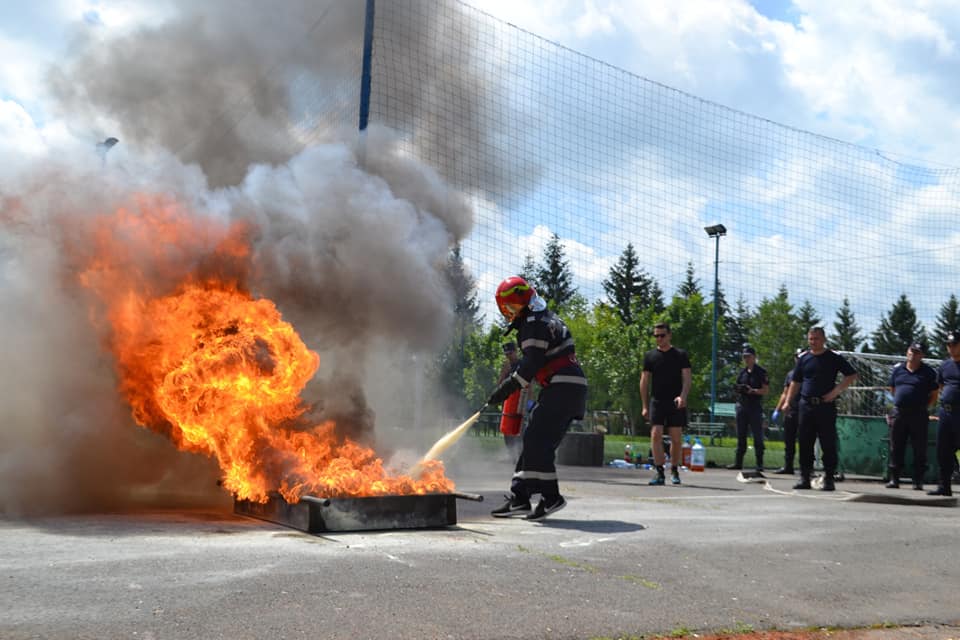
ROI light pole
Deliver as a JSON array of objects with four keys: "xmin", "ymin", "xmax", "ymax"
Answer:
[{"xmin": 704, "ymin": 224, "xmax": 726, "ymax": 423}]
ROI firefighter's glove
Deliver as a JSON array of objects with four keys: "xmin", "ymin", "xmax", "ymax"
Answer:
[
  {"xmin": 487, "ymin": 377, "xmax": 521, "ymax": 406},
  {"xmin": 771, "ymin": 409, "xmax": 780, "ymax": 423}
]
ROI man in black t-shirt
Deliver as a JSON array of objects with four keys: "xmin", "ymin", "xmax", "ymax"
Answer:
[
  {"xmin": 729, "ymin": 345, "xmax": 769, "ymax": 471},
  {"xmin": 640, "ymin": 323, "xmax": 692, "ymax": 486},
  {"xmin": 786, "ymin": 327, "xmax": 858, "ymax": 491}
]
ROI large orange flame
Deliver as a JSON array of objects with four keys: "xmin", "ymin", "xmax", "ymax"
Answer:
[{"xmin": 76, "ymin": 196, "xmax": 453, "ymax": 503}]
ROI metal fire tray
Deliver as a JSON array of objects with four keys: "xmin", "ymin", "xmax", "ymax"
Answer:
[{"xmin": 234, "ymin": 493, "xmax": 459, "ymax": 533}]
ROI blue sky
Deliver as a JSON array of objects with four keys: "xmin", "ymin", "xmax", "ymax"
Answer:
[{"xmin": 749, "ymin": 0, "xmax": 799, "ymax": 24}]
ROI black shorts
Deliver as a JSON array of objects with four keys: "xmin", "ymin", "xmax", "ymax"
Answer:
[{"xmin": 651, "ymin": 400, "xmax": 687, "ymax": 429}]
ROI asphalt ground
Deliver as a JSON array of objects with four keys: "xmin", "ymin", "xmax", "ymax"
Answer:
[{"xmin": 2, "ymin": 461, "xmax": 958, "ymax": 640}]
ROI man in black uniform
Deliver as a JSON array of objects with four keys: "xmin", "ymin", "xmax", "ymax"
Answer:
[
  {"xmin": 728, "ymin": 345, "xmax": 769, "ymax": 471},
  {"xmin": 772, "ymin": 348, "xmax": 805, "ymax": 475},
  {"xmin": 486, "ymin": 276, "xmax": 588, "ymax": 520},
  {"xmin": 886, "ymin": 341, "xmax": 938, "ymax": 490},
  {"xmin": 786, "ymin": 326, "xmax": 858, "ymax": 491},
  {"xmin": 640, "ymin": 323, "xmax": 692, "ymax": 486},
  {"xmin": 929, "ymin": 331, "xmax": 960, "ymax": 496}
]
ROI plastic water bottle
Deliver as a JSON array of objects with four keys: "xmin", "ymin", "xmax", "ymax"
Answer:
[
  {"xmin": 681, "ymin": 436, "xmax": 692, "ymax": 470},
  {"xmin": 691, "ymin": 437, "xmax": 706, "ymax": 472}
]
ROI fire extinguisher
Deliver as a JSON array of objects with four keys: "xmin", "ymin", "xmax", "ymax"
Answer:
[{"xmin": 500, "ymin": 388, "xmax": 526, "ymax": 436}]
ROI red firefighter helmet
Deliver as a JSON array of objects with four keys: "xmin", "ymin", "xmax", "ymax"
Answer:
[{"xmin": 495, "ymin": 276, "xmax": 535, "ymax": 322}]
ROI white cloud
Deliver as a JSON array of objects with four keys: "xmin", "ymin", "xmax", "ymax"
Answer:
[
  {"xmin": 0, "ymin": 101, "xmax": 47, "ymax": 157},
  {"xmin": 482, "ymin": 0, "xmax": 960, "ymax": 165}
]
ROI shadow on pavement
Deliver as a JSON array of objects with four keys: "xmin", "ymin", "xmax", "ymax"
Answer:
[{"xmin": 533, "ymin": 518, "xmax": 646, "ymax": 533}]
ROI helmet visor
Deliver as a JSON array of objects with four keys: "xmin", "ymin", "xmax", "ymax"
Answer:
[{"xmin": 498, "ymin": 301, "xmax": 525, "ymax": 322}]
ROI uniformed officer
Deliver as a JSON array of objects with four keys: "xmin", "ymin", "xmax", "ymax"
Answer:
[
  {"xmin": 772, "ymin": 348, "xmax": 805, "ymax": 475},
  {"xmin": 728, "ymin": 344, "xmax": 769, "ymax": 471},
  {"xmin": 786, "ymin": 326, "xmax": 858, "ymax": 491},
  {"xmin": 486, "ymin": 276, "xmax": 588, "ymax": 520},
  {"xmin": 928, "ymin": 331, "xmax": 960, "ymax": 496},
  {"xmin": 886, "ymin": 341, "xmax": 938, "ymax": 490}
]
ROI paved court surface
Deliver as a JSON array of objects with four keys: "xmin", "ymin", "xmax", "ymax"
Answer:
[{"xmin": 2, "ymin": 461, "xmax": 958, "ymax": 639}]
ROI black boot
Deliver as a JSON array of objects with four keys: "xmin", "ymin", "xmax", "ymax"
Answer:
[
  {"xmin": 726, "ymin": 452, "xmax": 744, "ymax": 470},
  {"xmin": 912, "ymin": 468, "xmax": 924, "ymax": 491},
  {"xmin": 822, "ymin": 471, "xmax": 836, "ymax": 492},
  {"xmin": 927, "ymin": 486, "xmax": 953, "ymax": 496},
  {"xmin": 773, "ymin": 466, "xmax": 794, "ymax": 475},
  {"xmin": 885, "ymin": 467, "xmax": 899, "ymax": 489},
  {"xmin": 756, "ymin": 454, "xmax": 764, "ymax": 472},
  {"xmin": 793, "ymin": 470, "xmax": 811, "ymax": 490}
]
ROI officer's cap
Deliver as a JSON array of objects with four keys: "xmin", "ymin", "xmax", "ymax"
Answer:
[{"xmin": 946, "ymin": 331, "xmax": 960, "ymax": 345}]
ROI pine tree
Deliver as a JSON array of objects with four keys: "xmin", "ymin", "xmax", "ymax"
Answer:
[
  {"xmin": 602, "ymin": 243, "xmax": 663, "ymax": 324},
  {"xmin": 720, "ymin": 295, "xmax": 752, "ymax": 399},
  {"xmin": 446, "ymin": 244, "xmax": 481, "ymax": 328},
  {"xmin": 519, "ymin": 253, "xmax": 539, "ymax": 290},
  {"xmin": 796, "ymin": 300, "xmax": 822, "ymax": 332},
  {"xmin": 722, "ymin": 295, "xmax": 752, "ymax": 362},
  {"xmin": 930, "ymin": 294, "xmax": 960, "ymax": 358},
  {"xmin": 536, "ymin": 233, "xmax": 577, "ymax": 309},
  {"xmin": 829, "ymin": 297, "xmax": 864, "ymax": 352},
  {"xmin": 870, "ymin": 294, "xmax": 926, "ymax": 355},
  {"xmin": 435, "ymin": 244, "xmax": 482, "ymax": 411},
  {"xmin": 715, "ymin": 282, "xmax": 729, "ymax": 318},
  {"xmin": 677, "ymin": 262, "xmax": 701, "ymax": 297}
]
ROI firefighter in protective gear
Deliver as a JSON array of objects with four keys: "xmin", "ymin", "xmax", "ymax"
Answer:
[{"xmin": 486, "ymin": 276, "xmax": 588, "ymax": 521}]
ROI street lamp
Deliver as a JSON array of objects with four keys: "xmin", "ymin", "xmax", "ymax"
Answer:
[{"xmin": 704, "ymin": 223, "xmax": 726, "ymax": 423}]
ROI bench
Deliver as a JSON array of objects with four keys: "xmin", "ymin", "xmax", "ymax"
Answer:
[{"xmin": 687, "ymin": 421, "xmax": 726, "ymax": 446}]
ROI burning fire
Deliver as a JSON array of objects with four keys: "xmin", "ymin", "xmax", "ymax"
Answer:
[{"xmin": 76, "ymin": 196, "xmax": 453, "ymax": 503}]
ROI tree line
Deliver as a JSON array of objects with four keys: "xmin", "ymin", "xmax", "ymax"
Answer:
[{"xmin": 436, "ymin": 236, "xmax": 960, "ymax": 426}]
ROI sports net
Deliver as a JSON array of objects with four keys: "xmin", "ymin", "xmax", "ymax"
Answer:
[
  {"xmin": 365, "ymin": 0, "xmax": 960, "ymax": 331},
  {"xmin": 835, "ymin": 351, "xmax": 943, "ymax": 418}
]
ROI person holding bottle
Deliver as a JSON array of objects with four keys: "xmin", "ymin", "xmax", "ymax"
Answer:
[
  {"xmin": 772, "ymin": 348, "xmax": 805, "ymax": 475},
  {"xmin": 728, "ymin": 344, "xmax": 769, "ymax": 471}
]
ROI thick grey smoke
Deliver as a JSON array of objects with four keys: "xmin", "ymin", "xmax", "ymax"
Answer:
[
  {"xmin": 49, "ymin": 1, "xmax": 365, "ymax": 188},
  {"xmin": 1, "ymin": 0, "xmax": 483, "ymax": 514},
  {"xmin": 371, "ymin": 0, "xmax": 543, "ymax": 199},
  {"xmin": 48, "ymin": 0, "xmax": 537, "ymax": 197}
]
